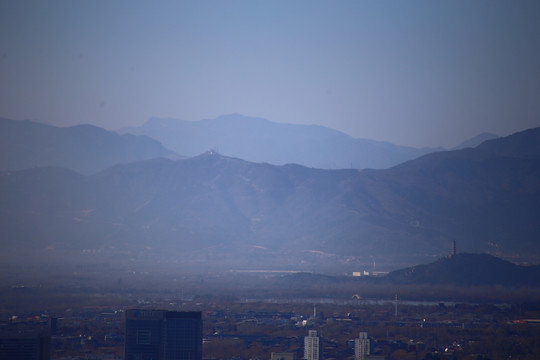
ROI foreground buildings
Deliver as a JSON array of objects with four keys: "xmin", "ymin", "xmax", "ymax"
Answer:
[
  {"xmin": 304, "ymin": 330, "xmax": 323, "ymax": 360},
  {"xmin": 0, "ymin": 329, "xmax": 50, "ymax": 360},
  {"xmin": 271, "ymin": 352, "xmax": 296, "ymax": 360},
  {"xmin": 125, "ymin": 309, "xmax": 202, "ymax": 360},
  {"xmin": 354, "ymin": 332, "xmax": 370, "ymax": 360}
]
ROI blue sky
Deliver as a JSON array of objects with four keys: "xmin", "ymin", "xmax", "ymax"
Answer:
[{"xmin": 1, "ymin": 0, "xmax": 539, "ymax": 147}]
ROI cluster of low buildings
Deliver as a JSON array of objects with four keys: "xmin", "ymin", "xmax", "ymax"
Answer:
[
  {"xmin": 1, "ymin": 309, "xmax": 383, "ymax": 360},
  {"xmin": 3, "ymin": 302, "xmax": 493, "ymax": 360}
]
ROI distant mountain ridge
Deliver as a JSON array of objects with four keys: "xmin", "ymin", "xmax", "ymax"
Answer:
[
  {"xmin": 1, "ymin": 126, "xmax": 539, "ymax": 272},
  {"xmin": 119, "ymin": 114, "xmax": 442, "ymax": 170},
  {"xmin": 0, "ymin": 118, "xmax": 179, "ymax": 174},
  {"xmin": 452, "ymin": 132, "xmax": 499, "ymax": 150}
]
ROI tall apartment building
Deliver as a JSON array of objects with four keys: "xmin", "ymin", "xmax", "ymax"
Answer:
[
  {"xmin": 125, "ymin": 309, "xmax": 202, "ymax": 360},
  {"xmin": 304, "ymin": 330, "xmax": 323, "ymax": 360},
  {"xmin": 354, "ymin": 332, "xmax": 370, "ymax": 360},
  {"xmin": 0, "ymin": 330, "xmax": 50, "ymax": 360}
]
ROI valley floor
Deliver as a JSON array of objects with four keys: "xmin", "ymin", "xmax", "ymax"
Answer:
[{"xmin": 2, "ymin": 263, "xmax": 540, "ymax": 359}]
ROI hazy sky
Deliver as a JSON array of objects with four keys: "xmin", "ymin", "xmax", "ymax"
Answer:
[{"xmin": 1, "ymin": 1, "xmax": 540, "ymax": 147}]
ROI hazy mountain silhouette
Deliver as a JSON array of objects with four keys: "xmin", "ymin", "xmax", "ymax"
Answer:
[
  {"xmin": 0, "ymin": 118, "xmax": 179, "ymax": 175},
  {"xmin": 452, "ymin": 132, "xmax": 499, "ymax": 150},
  {"xmin": 384, "ymin": 253, "xmax": 540, "ymax": 286},
  {"xmin": 1, "ymin": 127, "xmax": 539, "ymax": 271},
  {"xmin": 119, "ymin": 114, "xmax": 442, "ymax": 170}
]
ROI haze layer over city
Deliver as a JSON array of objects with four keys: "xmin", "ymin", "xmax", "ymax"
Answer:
[{"xmin": 1, "ymin": 1, "xmax": 540, "ymax": 360}]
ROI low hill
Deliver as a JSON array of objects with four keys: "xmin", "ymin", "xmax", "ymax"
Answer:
[
  {"xmin": 0, "ymin": 118, "xmax": 179, "ymax": 175},
  {"xmin": 384, "ymin": 253, "xmax": 540, "ymax": 286}
]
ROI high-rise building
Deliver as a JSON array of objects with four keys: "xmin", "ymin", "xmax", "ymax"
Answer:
[
  {"xmin": 354, "ymin": 332, "xmax": 370, "ymax": 360},
  {"xmin": 304, "ymin": 330, "xmax": 322, "ymax": 360},
  {"xmin": 48, "ymin": 317, "xmax": 58, "ymax": 334},
  {"xmin": 0, "ymin": 330, "xmax": 50, "ymax": 360},
  {"xmin": 125, "ymin": 309, "xmax": 202, "ymax": 360}
]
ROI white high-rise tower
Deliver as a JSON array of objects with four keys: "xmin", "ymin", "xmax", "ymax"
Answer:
[
  {"xmin": 304, "ymin": 330, "xmax": 323, "ymax": 360},
  {"xmin": 354, "ymin": 332, "xmax": 370, "ymax": 360}
]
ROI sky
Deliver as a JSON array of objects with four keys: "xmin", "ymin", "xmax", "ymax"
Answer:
[{"xmin": 1, "ymin": 1, "xmax": 540, "ymax": 148}]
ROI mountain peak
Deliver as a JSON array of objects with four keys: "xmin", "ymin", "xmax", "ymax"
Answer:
[
  {"xmin": 120, "ymin": 115, "xmax": 437, "ymax": 170},
  {"xmin": 0, "ymin": 118, "xmax": 177, "ymax": 175}
]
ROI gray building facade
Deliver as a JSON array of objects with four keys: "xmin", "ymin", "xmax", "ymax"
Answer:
[
  {"xmin": 0, "ymin": 330, "xmax": 50, "ymax": 360},
  {"xmin": 125, "ymin": 309, "xmax": 202, "ymax": 360}
]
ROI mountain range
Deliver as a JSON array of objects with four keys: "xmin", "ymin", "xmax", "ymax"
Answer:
[
  {"xmin": 119, "ymin": 114, "xmax": 446, "ymax": 170},
  {"xmin": 0, "ymin": 116, "xmax": 497, "ymax": 176},
  {"xmin": 0, "ymin": 118, "xmax": 179, "ymax": 175},
  {"xmin": 0, "ymin": 125, "xmax": 538, "ymax": 272}
]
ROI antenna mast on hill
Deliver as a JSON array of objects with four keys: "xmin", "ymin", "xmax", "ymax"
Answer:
[{"xmin": 452, "ymin": 240, "xmax": 457, "ymax": 257}]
